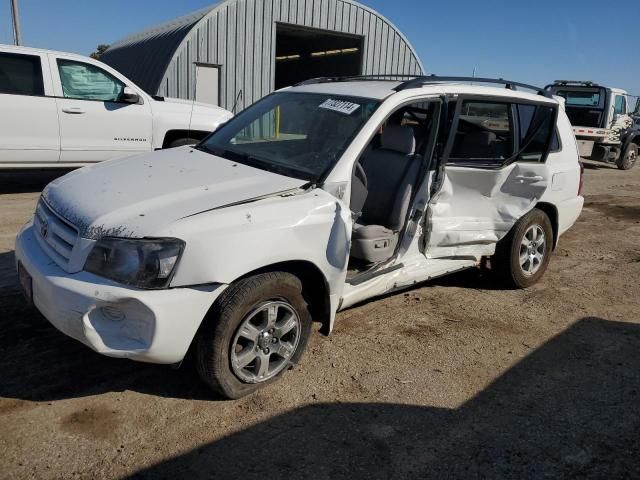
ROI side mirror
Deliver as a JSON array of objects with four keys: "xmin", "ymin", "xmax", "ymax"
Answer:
[{"xmin": 120, "ymin": 87, "xmax": 140, "ymax": 104}]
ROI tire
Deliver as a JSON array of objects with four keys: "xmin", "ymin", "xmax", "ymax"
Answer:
[
  {"xmin": 494, "ymin": 208, "xmax": 553, "ymax": 289},
  {"xmin": 616, "ymin": 143, "xmax": 638, "ymax": 170},
  {"xmin": 168, "ymin": 137, "xmax": 199, "ymax": 148},
  {"xmin": 196, "ymin": 272, "xmax": 312, "ymax": 399}
]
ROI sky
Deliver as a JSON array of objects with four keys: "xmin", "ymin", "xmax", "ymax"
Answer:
[{"xmin": 1, "ymin": 0, "xmax": 638, "ymax": 95}]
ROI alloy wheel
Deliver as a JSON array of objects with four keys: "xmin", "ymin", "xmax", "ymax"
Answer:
[
  {"xmin": 230, "ymin": 301, "xmax": 301, "ymax": 383},
  {"xmin": 519, "ymin": 225, "xmax": 546, "ymax": 276}
]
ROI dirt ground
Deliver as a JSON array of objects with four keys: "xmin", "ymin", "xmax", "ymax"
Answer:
[{"xmin": 0, "ymin": 163, "xmax": 639, "ymax": 479}]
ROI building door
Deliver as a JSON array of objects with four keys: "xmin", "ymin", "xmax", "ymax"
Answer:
[
  {"xmin": 275, "ymin": 24, "xmax": 364, "ymax": 89},
  {"xmin": 195, "ymin": 63, "xmax": 221, "ymax": 106}
]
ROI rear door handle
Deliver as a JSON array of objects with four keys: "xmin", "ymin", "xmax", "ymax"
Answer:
[
  {"xmin": 62, "ymin": 107, "xmax": 85, "ymax": 114},
  {"xmin": 516, "ymin": 175, "xmax": 544, "ymax": 183}
]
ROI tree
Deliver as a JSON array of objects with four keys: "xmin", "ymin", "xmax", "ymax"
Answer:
[{"xmin": 90, "ymin": 44, "xmax": 110, "ymax": 60}]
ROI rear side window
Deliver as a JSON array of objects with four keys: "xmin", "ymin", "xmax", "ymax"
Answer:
[
  {"xmin": 550, "ymin": 129, "xmax": 561, "ymax": 152},
  {"xmin": 57, "ymin": 59, "xmax": 125, "ymax": 102},
  {"xmin": 516, "ymin": 103, "xmax": 557, "ymax": 162},
  {"xmin": 0, "ymin": 52, "xmax": 44, "ymax": 96},
  {"xmin": 448, "ymin": 101, "xmax": 514, "ymax": 164}
]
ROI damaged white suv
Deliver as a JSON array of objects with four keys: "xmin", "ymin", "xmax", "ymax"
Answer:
[{"xmin": 15, "ymin": 76, "xmax": 584, "ymax": 399}]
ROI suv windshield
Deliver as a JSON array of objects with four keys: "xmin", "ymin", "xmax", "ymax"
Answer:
[{"xmin": 199, "ymin": 92, "xmax": 379, "ymax": 181}]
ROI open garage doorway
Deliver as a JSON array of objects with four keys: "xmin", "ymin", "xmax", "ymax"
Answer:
[{"xmin": 275, "ymin": 24, "xmax": 364, "ymax": 89}]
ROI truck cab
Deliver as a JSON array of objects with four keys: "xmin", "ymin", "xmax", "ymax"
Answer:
[
  {"xmin": 0, "ymin": 45, "xmax": 233, "ymax": 169},
  {"xmin": 546, "ymin": 80, "xmax": 638, "ymax": 170}
]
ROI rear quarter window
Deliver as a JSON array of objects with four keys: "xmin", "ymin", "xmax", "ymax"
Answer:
[{"xmin": 516, "ymin": 103, "xmax": 557, "ymax": 162}]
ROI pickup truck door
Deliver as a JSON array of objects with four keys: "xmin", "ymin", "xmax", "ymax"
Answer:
[
  {"xmin": 0, "ymin": 51, "xmax": 60, "ymax": 165},
  {"xmin": 48, "ymin": 54, "xmax": 152, "ymax": 164},
  {"xmin": 425, "ymin": 96, "xmax": 556, "ymax": 260}
]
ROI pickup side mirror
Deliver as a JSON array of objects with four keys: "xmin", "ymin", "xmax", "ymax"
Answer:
[{"xmin": 120, "ymin": 87, "xmax": 140, "ymax": 104}]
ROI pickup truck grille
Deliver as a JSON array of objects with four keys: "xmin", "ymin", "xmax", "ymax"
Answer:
[{"xmin": 34, "ymin": 199, "xmax": 79, "ymax": 269}]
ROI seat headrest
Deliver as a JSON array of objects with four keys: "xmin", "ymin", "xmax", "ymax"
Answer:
[{"xmin": 381, "ymin": 125, "xmax": 416, "ymax": 155}]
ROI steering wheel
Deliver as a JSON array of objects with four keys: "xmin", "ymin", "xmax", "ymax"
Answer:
[{"xmin": 355, "ymin": 161, "xmax": 368, "ymax": 190}]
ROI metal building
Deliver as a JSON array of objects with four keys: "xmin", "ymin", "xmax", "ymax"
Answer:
[{"xmin": 101, "ymin": 0, "xmax": 424, "ymax": 111}]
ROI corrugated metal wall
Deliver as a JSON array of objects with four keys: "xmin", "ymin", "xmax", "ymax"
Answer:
[
  {"xmin": 159, "ymin": 0, "xmax": 424, "ymax": 110},
  {"xmin": 101, "ymin": 6, "xmax": 216, "ymax": 95}
]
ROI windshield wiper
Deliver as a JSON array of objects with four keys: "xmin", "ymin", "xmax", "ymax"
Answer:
[
  {"xmin": 194, "ymin": 144, "xmax": 226, "ymax": 157},
  {"xmin": 195, "ymin": 144, "xmax": 314, "ymax": 181}
]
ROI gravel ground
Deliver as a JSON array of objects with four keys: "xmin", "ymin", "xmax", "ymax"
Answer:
[{"xmin": 0, "ymin": 163, "xmax": 639, "ymax": 479}]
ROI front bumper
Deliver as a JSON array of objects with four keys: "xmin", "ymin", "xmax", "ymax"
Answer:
[{"xmin": 15, "ymin": 221, "xmax": 226, "ymax": 364}]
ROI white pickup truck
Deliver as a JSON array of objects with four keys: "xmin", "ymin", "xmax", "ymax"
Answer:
[{"xmin": 0, "ymin": 45, "xmax": 233, "ymax": 169}]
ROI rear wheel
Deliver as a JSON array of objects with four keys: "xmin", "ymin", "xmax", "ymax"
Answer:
[
  {"xmin": 494, "ymin": 209, "xmax": 553, "ymax": 289},
  {"xmin": 617, "ymin": 143, "xmax": 638, "ymax": 170},
  {"xmin": 196, "ymin": 272, "xmax": 312, "ymax": 399}
]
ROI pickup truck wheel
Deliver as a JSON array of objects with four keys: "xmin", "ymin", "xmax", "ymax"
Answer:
[
  {"xmin": 196, "ymin": 272, "xmax": 312, "ymax": 399},
  {"xmin": 169, "ymin": 137, "xmax": 199, "ymax": 148},
  {"xmin": 494, "ymin": 209, "xmax": 553, "ymax": 289},
  {"xmin": 617, "ymin": 143, "xmax": 638, "ymax": 170}
]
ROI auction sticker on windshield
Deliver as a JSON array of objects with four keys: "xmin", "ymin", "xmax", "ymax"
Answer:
[{"xmin": 319, "ymin": 99, "xmax": 361, "ymax": 115}]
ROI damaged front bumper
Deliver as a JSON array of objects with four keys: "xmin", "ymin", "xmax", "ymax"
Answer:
[{"xmin": 15, "ymin": 221, "xmax": 225, "ymax": 364}]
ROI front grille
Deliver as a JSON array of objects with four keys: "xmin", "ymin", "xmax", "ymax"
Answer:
[{"xmin": 34, "ymin": 199, "xmax": 79, "ymax": 269}]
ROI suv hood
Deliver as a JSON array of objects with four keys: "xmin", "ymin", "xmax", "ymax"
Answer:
[{"xmin": 42, "ymin": 147, "xmax": 306, "ymax": 240}]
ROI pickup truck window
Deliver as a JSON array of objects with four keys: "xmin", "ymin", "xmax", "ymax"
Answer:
[
  {"xmin": 614, "ymin": 95, "xmax": 626, "ymax": 116},
  {"xmin": 0, "ymin": 52, "xmax": 44, "ymax": 96},
  {"xmin": 57, "ymin": 59, "xmax": 125, "ymax": 102}
]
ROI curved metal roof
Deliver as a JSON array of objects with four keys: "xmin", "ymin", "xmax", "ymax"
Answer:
[
  {"xmin": 101, "ymin": 4, "xmax": 220, "ymax": 94},
  {"xmin": 101, "ymin": 0, "xmax": 425, "ymax": 109}
]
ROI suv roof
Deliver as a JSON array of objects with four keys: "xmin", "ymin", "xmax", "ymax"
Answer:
[{"xmin": 284, "ymin": 75, "xmax": 557, "ymax": 104}]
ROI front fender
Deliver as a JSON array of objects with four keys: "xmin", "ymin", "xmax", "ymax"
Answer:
[{"xmin": 165, "ymin": 189, "xmax": 351, "ymax": 299}]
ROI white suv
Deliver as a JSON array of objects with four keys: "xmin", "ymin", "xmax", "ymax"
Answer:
[
  {"xmin": 0, "ymin": 45, "xmax": 233, "ymax": 168},
  {"xmin": 15, "ymin": 76, "xmax": 584, "ymax": 398}
]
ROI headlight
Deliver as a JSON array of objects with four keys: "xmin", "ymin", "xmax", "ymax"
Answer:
[{"xmin": 84, "ymin": 237, "xmax": 185, "ymax": 289}]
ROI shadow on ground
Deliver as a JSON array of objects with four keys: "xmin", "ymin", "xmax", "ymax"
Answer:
[
  {"xmin": 0, "ymin": 250, "xmax": 215, "ymax": 402},
  {"xmin": 125, "ymin": 317, "xmax": 640, "ymax": 479},
  {"xmin": 0, "ymin": 169, "xmax": 73, "ymax": 194},
  {"xmin": 0, "ymin": 252, "xmax": 503, "ymax": 403},
  {"xmin": 0, "ymin": 250, "xmax": 18, "ymax": 289}
]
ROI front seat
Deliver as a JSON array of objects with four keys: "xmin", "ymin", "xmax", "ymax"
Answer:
[{"xmin": 351, "ymin": 125, "xmax": 420, "ymax": 263}]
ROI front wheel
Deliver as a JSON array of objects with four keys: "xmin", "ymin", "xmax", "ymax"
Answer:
[
  {"xmin": 196, "ymin": 272, "xmax": 312, "ymax": 399},
  {"xmin": 494, "ymin": 209, "xmax": 553, "ymax": 289},
  {"xmin": 617, "ymin": 143, "xmax": 638, "ymax": 170}
]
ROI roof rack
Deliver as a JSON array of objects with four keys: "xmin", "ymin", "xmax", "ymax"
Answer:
[
  {"xmin": 295, "ymin": 74, "xmax": 552, "ymax": 98},
  {"xmin": 394, "ymin": 75, "xmax": 552, "ymax": 97},
  {"xmin": 295, "ymin": 74, "xmax": 419, "ymax": 86}
]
